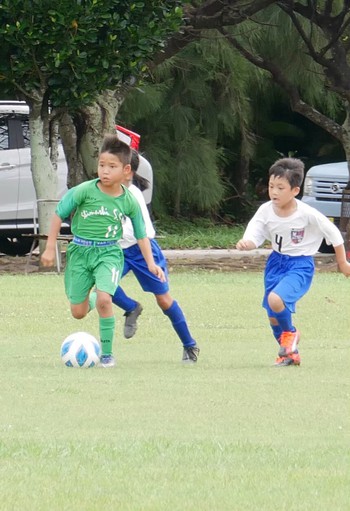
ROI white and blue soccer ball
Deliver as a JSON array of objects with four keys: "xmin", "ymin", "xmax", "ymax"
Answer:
[{"xmin": 60, "ymin": 332, "xmax": 101, "ymax": 368}]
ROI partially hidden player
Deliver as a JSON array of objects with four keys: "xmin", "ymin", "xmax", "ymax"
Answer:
[
  {"xmin": 111, "ymin": 149, "xmax": 200, "ymax": 364},
  {"xmin": 236, "ymin": 157, "xmax": 350, "ymax": 366},
  {"xmin": 41, "ymin": 135, "xmax": 165, "ymax": 367}
]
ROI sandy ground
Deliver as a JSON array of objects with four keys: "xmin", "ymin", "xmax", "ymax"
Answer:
[{"xmin": 0, "ymin": 249, "xmax": 339, "ymax": 274}]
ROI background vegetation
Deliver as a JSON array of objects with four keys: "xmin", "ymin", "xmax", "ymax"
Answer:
[
  {"xmin": 1, "ymin": 1, "xmax": 350, "ymax": 228},
  {"xmin": 153, "ymin": 217, "xmax": 245, "ymax": 249}
]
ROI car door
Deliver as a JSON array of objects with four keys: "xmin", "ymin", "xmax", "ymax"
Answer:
[
  {"xmin": 15, "ymin": 114, "xmax": 36, "ymax": 225},
  {"xmin": 0, "ymin": 114, "xmax": 21, "ymax": 224}
]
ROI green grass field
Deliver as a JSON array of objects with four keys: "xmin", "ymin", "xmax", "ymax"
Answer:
[{"xmin": 0, "ymin": 271, "xmax": 349, "ymax": 511}]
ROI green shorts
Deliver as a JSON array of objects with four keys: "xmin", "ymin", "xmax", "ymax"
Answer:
[{"xmin": 64, "ymin": 243, "xmax": 124, "ymax": 304}]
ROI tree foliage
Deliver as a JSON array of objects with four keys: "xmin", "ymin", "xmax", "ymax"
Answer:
[
  {"xmin": 175, "ymin": 1, "xmax": 350, "ymax": 169},
  {"xmin": 119, "ymin": 32, "xmax": 266, "ymax": 216},
  {"xmin": 0, "ymin": 0, "xmax": 184, "ymax": 107},
  {"xmin": 0, "ymin": 0, "xmax": 185, "ymax": 237}
]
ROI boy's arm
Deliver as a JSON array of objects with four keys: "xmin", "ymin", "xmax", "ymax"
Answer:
[
  {"xmin": 236, "ymin": 206, "xmax": 268, "ymax": 251},
  {"xmin": 137, "ymin": 237, "xmax": 166, "ymax": 282},
  {"xmin": 41, "ymin": 214, "xmax": 63, "ymax": 267},
  {"xmin": 236, "ymin": 239, "xmax": 257, "ymax": 251},
  {"xmin": 333, "ymin": 243, "xmax": 350, "ymax": 277}
]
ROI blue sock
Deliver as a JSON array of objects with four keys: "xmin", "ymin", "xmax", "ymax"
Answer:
[
  {"xmin": 112, "ymin": 286, "xmax": 137, "ymax": 313},
  {"xmin": 270, "ymin": 324, "xmax": 283, "ymax": 344},
  {"xmin": 163, "ymin": 301, "xmax": 196, "ymax": 348},
  {"xmin": 274, "ymin": 308, "xmax": 295, "ymax": 332}
]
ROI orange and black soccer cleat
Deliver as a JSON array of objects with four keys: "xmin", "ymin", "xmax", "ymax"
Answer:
[
  {"xmin": 278, "ymin": 330, "xmax": 300, "ymax": 358},
  {"xmin": 274, "ymin": 352, "xmax": 301, "ymax": 367}
]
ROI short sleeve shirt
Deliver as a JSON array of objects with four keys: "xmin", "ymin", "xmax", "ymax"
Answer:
[
  {"xmin": 55, "ymin": 179, "xmax": 146, "ymax": 242},
  {"xmin": 243, "ymin": 199, "xmax": 344, "ymax": 255}
]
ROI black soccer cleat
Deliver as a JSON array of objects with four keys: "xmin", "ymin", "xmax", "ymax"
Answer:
[
  {"xmin": 182, "ymin": 345, "xmax": 200, "ymax": 364},
  {"xmin": 123, "ymin": 303, "xmax": 143, "ymax": 339}
]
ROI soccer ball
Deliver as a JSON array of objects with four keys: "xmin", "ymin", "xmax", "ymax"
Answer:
[{"xmin": 60, "ymin": 332, "xmax": 101, "ymax": 368}]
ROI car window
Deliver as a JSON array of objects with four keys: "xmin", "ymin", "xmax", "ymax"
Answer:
[
  {"xmin": 0, "ymin": 114, "xmax": 30, "ymax": 150},
  {"xmin": 0, "ymin": 115, "xmax": 9, "ymax": 150}
]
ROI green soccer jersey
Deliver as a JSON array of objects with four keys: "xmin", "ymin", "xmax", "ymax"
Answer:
[{"xmin": 56, "ymin": 179, "xmax": 146, "ymax": 241}]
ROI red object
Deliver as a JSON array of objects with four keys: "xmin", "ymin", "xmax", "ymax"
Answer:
[{"xmin": 116, "ymin": 125, "xmax": 140, "ymax": 150}]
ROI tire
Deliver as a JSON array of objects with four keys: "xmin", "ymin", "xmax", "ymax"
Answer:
[
  {"xmin": 0, "ymin": 235, "xmax": 37, "ymax": 256},
  {"xmin": 318, "ymin": 238, "xmax": 335, "ymax": 254}
]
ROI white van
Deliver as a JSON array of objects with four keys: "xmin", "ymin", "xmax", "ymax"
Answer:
[
  {"xmin": 0, "ymin": 101, "xmax": 152, "ymax": 256},
  {"xmin": 302, "ymin": 161, "xmax": 349, "ymax": 224}
]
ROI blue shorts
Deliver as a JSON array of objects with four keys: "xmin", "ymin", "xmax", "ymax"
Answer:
[
  {"xmin": 122, "ymin": 239, "xmax": 169, "ymax": 295},
  {"xmin": 263, "ymin": 251, "xmax": 315, "ymax": 314}
]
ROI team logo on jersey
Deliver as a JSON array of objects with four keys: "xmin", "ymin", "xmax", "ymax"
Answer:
[{"xmin": 290, "ymin": 228, "xmax": 304, "ymax": 244}]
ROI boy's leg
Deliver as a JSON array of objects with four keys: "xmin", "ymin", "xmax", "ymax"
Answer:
[
  {"xmin": 268, "ymin": 316, "xmax": 282, "ymax": 344},
  {"xmin": 113, "ymin": 240, "xmax": 167, "ymax": 340},
  {"xmin": 93, "ymin": 246, "xmax": 124, "ymax": 367},
  {"xmin": 268, "ymin": 292, "xmax": 300, "ymax": 357},
  {"xmin": 275, "ymin": 310, "xmax": 300, "ymax": 357},
  {"xmin": 263, "ymin": 255, "xmax": 314, "ymax": 366},
  {"xmin": 98, "ymin": 308, "xmax": 115, "ymax": 357},
  {"xmin": 70, "ymin": 300, "xmax": 90, "ymax": 319},
  {"xmin": 64, "ymin": 244, "xmax": 94, "ymax": 315},
  {"xmin": 158, "ymin": 294, "xmax": 200, "ymax": 363},
  {"xmin": 117, "ymin": 240, "xmax": 199, "ymax": 362},
  {"xmin": 159, "ymin": 295, "xmax": 196, "ymax": 348}
]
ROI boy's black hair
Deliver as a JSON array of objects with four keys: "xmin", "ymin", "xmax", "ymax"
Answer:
[
  {"xmin": 100, "ymin": 134, "xmax": 131, "ymax": 166},
  {"xmin": 130, "ymin": 148, "xmax": 150, "ymax": 191},
  {"xmin": 269, "ymin": 158, "xmax": 304, "ymax": 188}
]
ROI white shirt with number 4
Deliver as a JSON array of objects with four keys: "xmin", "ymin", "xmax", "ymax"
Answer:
[{"xmin": 243, "ymin": 199, "xmax": 344, "ymax": 256}]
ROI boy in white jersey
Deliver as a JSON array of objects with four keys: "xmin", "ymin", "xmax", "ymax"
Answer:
[
  {"xmin": 41, "ymin": 135, "xmax": 165, "ymax": 368},
  {"xmin": 236, "ymin": 157, "xmax": 350, "ymax": 366},
  {"xmin": 112, "ymin": 150, "xmax": 200, "ymax": 363}
]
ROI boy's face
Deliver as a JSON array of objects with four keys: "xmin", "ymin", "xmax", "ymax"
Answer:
[
  {"xmin": 98, "ymin": 151, "xmax": 131, "ymax": 187},
  {"xmin": 268, "ymin": 175, "xmax": 300, "ymax": 207}
]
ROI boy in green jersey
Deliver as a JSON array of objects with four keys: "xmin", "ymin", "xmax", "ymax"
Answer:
[{"xmin": 41, "ymin": 135, "xmax": 165, "ymax": 367}]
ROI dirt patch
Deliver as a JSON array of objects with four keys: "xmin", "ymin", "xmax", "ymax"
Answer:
[{"xmin": 0, "ymin": 250, "xmax": 339, "ymax": 274}]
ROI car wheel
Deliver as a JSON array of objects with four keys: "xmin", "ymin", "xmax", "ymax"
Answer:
[
  {"xmin": 0, "ymin": 236, "xmax": 37, "ymax": 256},
  {"xmin": 318, "ymin": 238, "xmax": 335, "ymax": 254}
]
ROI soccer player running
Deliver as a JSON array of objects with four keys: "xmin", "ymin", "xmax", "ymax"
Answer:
[
  {"xmin": 41, "ymin": 135, "xmax": 165, "ymax": 367},
  {"xmin": 111, "ymin": 149, "xmax": 200, "ymax": 363},
  {"xmin": 236, "ymin": 157, "xmax": 350, "ymax": 366}
]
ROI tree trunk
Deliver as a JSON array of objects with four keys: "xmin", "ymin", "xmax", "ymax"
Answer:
[
  {"xmin": 60, "ymin": 90, "xmax": 123, "ymax": 187},
  {"xmin": 339, "ymin": 106, "xmax": 350, "ymax": 257},
  {"xmin": 29, "ymin": 100, "xmax": 59, "ymax": 253},
  {"xmin": 59, "ymin": 112, "xmax": 86, "ymax": 188},
  {"xmin": 237, "ymin": 129, "xmax": 251, "ymax": 197}
]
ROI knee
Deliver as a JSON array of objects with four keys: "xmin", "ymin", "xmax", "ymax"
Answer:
[
  {"xmin": 267, "ymin": 292, "xmax": 284, "ymax": 313},
  {"xmin": 71, "ymin": 308, "xmax": 87, "ymax": 320},
  {"xmin": 96, "ymin": 295, "xmax": 112, "ymax": 313},
  {"xmin": 156, "ymin": 294, "xmax": 173, "ymax": 311}
]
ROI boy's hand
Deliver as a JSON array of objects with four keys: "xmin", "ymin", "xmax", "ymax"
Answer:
[
  {"xmin": 338, "ymin": 260, "xmax": 350, "ymax": 277},
  {"xmin": 236, "ymin": 239, "xmax": 256, "ymax": 251},
  {"xmin": 148, "ymin": 264, "xmax": 166, "ymax": 282},
  {"xmin": 41, "ymin": 247, "xmax": 56, "ymax": 267}
]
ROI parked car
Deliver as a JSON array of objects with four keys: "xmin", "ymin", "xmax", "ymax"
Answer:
[
  {"xmin": 0, "ymin": 101, "xmax": 152, "ymax": 256},
  {"xmin": 302, "ymin": 161, "xmax": 350, "ymax": 252},
  {"xmin": 302, "ymin": 161, "xmax": 349, "ymax": 225}
]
